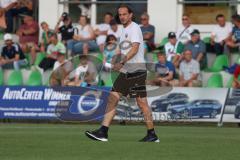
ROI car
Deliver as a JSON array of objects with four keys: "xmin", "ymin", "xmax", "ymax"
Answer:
[
  {"xmin": 151, "ymin": 93, "xmax": 189, "ymax": 112},
  {"xmin": 234, "ymin": 103, "xmax": 240, "ymax": 119},
  {"xmin": 226, "ymin": 89, "xmax": 240, "ymax": 106},
  {"xmin": 168, "ymin": 100, "xmax": 222, "ymax": 119}
]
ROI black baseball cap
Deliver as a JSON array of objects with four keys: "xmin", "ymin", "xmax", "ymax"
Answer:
[
  {"xmin": 168, "ymin": 32, "xmax": 176, "ymax": 39},
  {"xmin": 62, "ymin": 12, "xmax": 69, "ymax": 21},
  {"xmin": 191, "ymin": 29, "xmax": 200, "ymax": 36}
]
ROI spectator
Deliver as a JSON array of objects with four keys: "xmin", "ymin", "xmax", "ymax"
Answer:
[
  {"xmin": 211, "ymin": 14, "xmax": 232, "ymax": 55},
  {"xmin": 164, "ymin": 32, "xmax": 184, "ymax": 67},
  {"xmin": 66, "ymin": 55, "xmax": 97, "ymax": 86},
  {"xmin": 39, "ymin": 33, "xmax": 66, "ymax": 71},
  {"xmin": 148, "ymin": 52, "xmax": 175, "ymax": 86},
  {"xmin": 95, "ymin": 12, "xmax": 113, "ymax": 52},
  {"xmin": 176, "ymin": 15, "xmax": 194, "ymax": 44},
  {"xmin": 103, "ymin": 34, "xmax": 119, "ymax": 70},
  {"xmin": 0, "ymin": 33, "xmax": 27, "ymax": 70},
  {"xmin": 107, "ymin": 19, "xmax": 122, "ymax": 41},
  {"xmin": 0, "ymin": 0, "xmax": 33, "ymax": 33},
  {"xmin": 67, "ymin": 15, "xmax": 97, "ymax": 56},
  {"xmin": 226, "ymin": 15, "xmax": 240, "ymax": 49},
  {"xmin": 16, "ymin": 12, "xmax": 39, "ymax": 65},
  {"xmin": 179, "ymin": 50, "xmax": 201, "ymax": 87},
  {"xmin": 232, "ymin": 63, "xmax": 240, "ymax": 89},
  {"xmin": 184, "ymin": 29, "xmax": 206, "ymax": 69},
  {"xmin": 50, "ymin": 51, "xmax": 73, "ymax": 86},
  {"xmin": 231, "ymin": 14, "xmax": 239, "ymax": 27},
  {"xmin": 40, "ymin": 21, "xmax": 54, "ymax": 52},
  {"xmin": 55, "ymin": 12, "xmax": 75, "ymax": 44},
  {"xmin": 140, "ymin": 12, "xmax": 155, "ymax": 51}
]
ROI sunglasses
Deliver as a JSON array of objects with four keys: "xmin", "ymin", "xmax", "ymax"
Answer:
[
  {"xmin": 182, "ymin": 18, "xmax": 189, "ymax": 21},
  {"xmin": 141, "ymin": 18, "xmax": 147, "ymax": 21}
]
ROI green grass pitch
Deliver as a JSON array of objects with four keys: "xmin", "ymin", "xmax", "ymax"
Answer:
[{"xmin": 0, "ymin": 124, "xmax": 240, "ymax": 160}]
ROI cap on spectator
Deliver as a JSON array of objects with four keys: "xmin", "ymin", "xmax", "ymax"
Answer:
[
  {"xmin": 110, "ymin": 19, "xmax": 117, "ymax": 26},
  {"xmin": 62, "ymin": 12, "xmax": 69, "ymax": 21},
  {"xmin": 4, "ymin": 34, "xmax": 13, "ymax": 41},
  {"xmin": 168, "ymin": 32, "xmax": 176, "ymax": 39},
  {"xmin": 191, "ymin": 29, "xmax": 200, "ymax": 36}
]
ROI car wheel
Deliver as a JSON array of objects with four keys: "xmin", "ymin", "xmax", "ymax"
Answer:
[{"xmin": 210, "ymin": 110, "xmax": 218, "ymax": 118}]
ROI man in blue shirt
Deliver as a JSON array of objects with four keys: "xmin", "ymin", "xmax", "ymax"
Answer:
[
  {"xmin": 226, "ymin": 14, "xmax": 240, "ymax": 49},
  {"xmin": 140, "ymin": 12, "xmax": 155, "ymax": 51},
  {"xmin": 148, "ymin": 52, "xmax": 175, "ymax": 86},
  {"xmin": 184, "ymin": 29, "xmax": 206, "ymax": 69}
]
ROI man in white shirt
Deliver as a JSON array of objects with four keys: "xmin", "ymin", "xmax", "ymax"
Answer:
[
  {"xmin": 179, "ymin": 50, "xmax": 201, "ymax": 87},
  {"xmin": 211, "ymin": 14, "xmax": 232, "ymax": 55},
  {"xmin": 95, "ymin": 12, "xmax": 113, "ymax": 52},
  {"xmin": 176, "ymin": 15, "xmax": 194, "ymax": 44},
  {"xmin": 85, "ymin": 5, "xmax": 159, "ymax": 143}
]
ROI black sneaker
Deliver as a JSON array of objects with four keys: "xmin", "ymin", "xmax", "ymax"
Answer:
[
  {"xmin": 139, "ymin": 134, "xmax": 160, "ymax": 143},
  {"xmin": 85, "ymin": 129, "xmax": 108, "ymax": 142}
]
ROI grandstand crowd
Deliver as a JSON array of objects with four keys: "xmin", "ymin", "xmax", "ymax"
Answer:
[{"xmin": 0, "ymin": 0, "xmax": 240, "ymax": 88}]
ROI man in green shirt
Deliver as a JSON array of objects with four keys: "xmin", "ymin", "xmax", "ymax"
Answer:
[{"xmin": 39, "ymin": 33, "xmax": 66, "ymax": 71}]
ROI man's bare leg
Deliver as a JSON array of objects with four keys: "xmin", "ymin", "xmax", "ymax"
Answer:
[
  {"xmin": 102, "ymin": 91, "xmax": 121, "ymax": 127},
  {"xmin": 85, "ymin": 91, "xmax": 120, "ymax": 142},
  {"xmin": 136, "ymin": 97, "xmax": 154, "ymax": 129},
  {"xmin": 136, "ymin": 97, "xmax": 159, "ymax": 142}
]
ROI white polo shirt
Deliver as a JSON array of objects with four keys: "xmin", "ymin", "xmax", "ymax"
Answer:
[
  {"xmin": 211, "ymin": 22, "xmax": 232, "ymax": 43},
  {"xmin": 120, "ymin": 22, "xmax": 146, "ymax": 73},
  {"xmin": 0, "ymin": 0, "xmax": 16, "ymax": 8}
]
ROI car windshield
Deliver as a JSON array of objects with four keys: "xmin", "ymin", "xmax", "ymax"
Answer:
[
  {"xmin": 167, "ymin": 94, "xmax": 177, "ymax": 98},
  {"xmin": 190, "ymin": 101, "xmax": 198, "ymax": 105}
]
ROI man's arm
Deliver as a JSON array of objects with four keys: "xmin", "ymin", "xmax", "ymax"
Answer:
[
  {"xmin": 4, "ymin": 54, "xmax": 19, "ymax": 64},
  {"xmin": 196, "ymin": 53, "xmax": 204, "ymax": 62},
  {"xmin": 54, "ymin": 17, "xmax": 63, "ymax": 33},
  {"xmin": 122, "ymin": 42, "xmax": 140, "ymax": 64},
  {"xmin": 95, "ymin": 29, "xmax": 108, "ymax": 36},
  {"xmin": 187, "ymin": 73, "xmax": 199, "ymax": 83},
  {"xmin": 196, "ymin": 42, "xmax": 206, "ymax": 62},
  {"xmin": 162, "ymin": 71, "xmax": 174, "ymax": 81},
  {"xmin": 143, "ymin": 32, "xmax": 154, "ymax": 41}
]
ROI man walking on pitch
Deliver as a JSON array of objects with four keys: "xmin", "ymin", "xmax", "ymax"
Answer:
[{"xmin": 85, "ymin": 5, "xmax": 159, "ymax": 143}]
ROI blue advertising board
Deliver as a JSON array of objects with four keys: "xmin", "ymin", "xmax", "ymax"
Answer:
[{"xmin": 0, "ymin": 86, "xmax": 111, "ymax": 121}]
